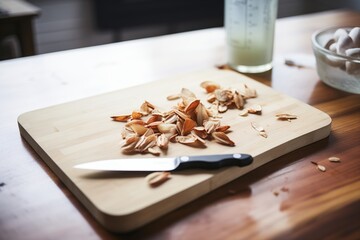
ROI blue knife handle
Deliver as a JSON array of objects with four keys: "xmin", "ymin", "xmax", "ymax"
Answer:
[{"xmin": 175, "ymin": 153, "xmax": 253, "ymax": 170}]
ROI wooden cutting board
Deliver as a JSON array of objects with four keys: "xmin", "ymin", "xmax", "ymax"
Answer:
[{"xmin": 18, "ymin": 69, "xmax": 331, "ymax": 232}]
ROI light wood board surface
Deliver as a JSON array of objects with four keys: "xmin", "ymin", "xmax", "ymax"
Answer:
[{"xmin": 18, "ymin": 69, "xmax": 331, "ymax": 232}]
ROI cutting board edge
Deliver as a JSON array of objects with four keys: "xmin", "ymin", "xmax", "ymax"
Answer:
[
  {"xmin": 17, "ymin": 122, "xmax": 108, "ymax": 227},
  {"xmin": 16, "ymin": 68, "xmax": 334, "ymax": 233},
  {"xmin": 94, "ymin": 116, "xmax": 332, "ymax": 232},
  {"xmin": 75, "ymin": 166, "xmax": 257, "ymax": 232},
  {"xmin": 18, "ymin": 117, "xmax": 253, "ymax": 232},
  {"xmin": 17, "ymin": 116, "xmax": 332, "ymax": 233},
  {"xmin": 96, "ymin": 123, "xmax": 334, "ymax": 233}
]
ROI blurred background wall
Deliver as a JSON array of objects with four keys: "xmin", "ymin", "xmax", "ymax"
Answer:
[{"xmin": 7, "ymin": 0, "xmax": 360, "ymax": 55}]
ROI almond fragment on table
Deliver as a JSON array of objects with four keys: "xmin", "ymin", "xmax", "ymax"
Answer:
[
  {"xmin": 181, "ymin": 118, "xmax": 197, "ymax": 136},
  {"xmin": 130, "ymin": 123, "xmax": 148, "ymax": 135},
  {"xmin": 200, "ymin": 81, "xmax": 221, "ymax": 93},
  {"xmin": 211, "ymin": 131, "xmax": 235, "ymax": 146},
  {"xmin": 242, "ymin": 84, "xmax": 257, "ymax": 99},
  {"xmin": 217, "ymin": 104, "xmax": 228, "ymax": 113},
  {"xmin": 239, "ymin": 109, "xmax": 248, "ymax": 117},
  {"xmin": 146, "ymin": 172, "xmax": 171, "ymax": 187},
  {"xmin": 184, "ymin": 99, "xmax": 200, "ymax": 114},
  {"xmin": 284, "ymin": 59, "xmax": 305, "ymax": 68},
  {"xmin": 131, "ymin": 111, "xmax": 143, "ymax": 119},
  {"xmin": 147, "ymin": 147, "xmax": 161, "ymax": 156},
  {"xmin": 247, "ymin": 104, "xmax": 262, "ymax": 114},
  {"xmin": 166, "ymin": 93, "xmax": 181, "ymax": 101},
  {"xmin": 251, "ymin": 122, "xmax": 267, "ymax": 138},
  {"xmin": 233, "ymin": 90, "xmax": 244, "ymax": 109},
  {"xmin": 259, "ymin": 131, "xmax": 268, "ymax": 138},
  {"xmin": 275, "ymin": 113, "xmax": 297, "ymax": 120},
  {"xmin": 328, "ymin": 156, "xmax": 341, "ymax": 162},
  {"xmin": 311, "ymin": 161, "xmax": 326, "ymax": 172},
  {"xmin": 192, "ymin": 126, "xmax": 208, "ymax": 139},
  {"xmin": 215, "ymin": 125, "xmax": 230, "ymax": 132},
  {"xmin": 111, "ymin": 115, "xmax": 131, "ymax": 122},
  {"xmin": 175, "ymin": 135, "xmax": 206, "ymax": 147},
  {"xmin": 276, "ymin": 113, "xmax": 298, "ymax": 121},
  {"xmin": 156, "ymin": 133, "xmax": 169, "ymax": 149},
  {"xmin": 317, "ymin": 164, "xmax": 326, "ymax": 172}
]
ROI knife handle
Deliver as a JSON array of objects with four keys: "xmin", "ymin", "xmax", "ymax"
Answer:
[{"xmin": 175, "ymin": 153, "xmax": 253, "ymax": 170}]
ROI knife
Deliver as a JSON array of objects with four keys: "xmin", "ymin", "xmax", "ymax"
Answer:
[{"xmin": 74, "ymin": 153, "xmax": 253, "ymax": 172}]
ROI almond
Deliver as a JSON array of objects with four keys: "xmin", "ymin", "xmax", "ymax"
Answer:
[
  {"xmin": 111, "ymin": 115, "xmax": 131, "ymax": 122},
  {"xmin": 146, "ymin": 172, "xmax": 171, "ymax": 187},
  {"xmin": 211, "ymin": 132, "xmax": 235, "ymax": 146}
]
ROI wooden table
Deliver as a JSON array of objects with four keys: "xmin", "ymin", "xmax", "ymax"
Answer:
[{"xmin": 1, "ymin": 10, "xmax": 359, "ymax": 240}]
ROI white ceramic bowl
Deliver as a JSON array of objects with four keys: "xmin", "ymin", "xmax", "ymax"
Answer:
[{"xmin": 312, "ymin": 27, "xmax": 360, "ymax": 94}]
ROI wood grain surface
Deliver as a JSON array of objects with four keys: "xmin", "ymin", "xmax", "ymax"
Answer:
[
  {"xmin": 1, "ymin": 9, "xmax": 360, "ymax": 240},
  {"xmin": 17, "ymin": 69, "xmax": 331, "ymax": 232}
]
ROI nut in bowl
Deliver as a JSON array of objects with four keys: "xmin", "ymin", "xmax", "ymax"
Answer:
[{"xmin": 312, "ymin": 26, "xmax": 360, "ymax": 94}]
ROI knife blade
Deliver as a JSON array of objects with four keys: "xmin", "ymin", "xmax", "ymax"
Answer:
[{"xmin": 74, "ymin": 153, "xmax": 253, "ymax": 172}]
